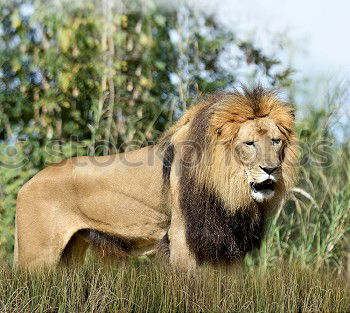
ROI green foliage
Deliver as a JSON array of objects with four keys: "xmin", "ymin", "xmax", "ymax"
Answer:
[
  {"xmin": 0, "ymin": 142, "xmax": 38, "ymax": 259},
  {"xmin": 0, "ymin": 0, "xmax": 293, "ymax": 148}
]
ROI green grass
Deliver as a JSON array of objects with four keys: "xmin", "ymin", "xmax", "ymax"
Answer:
[{"xmin": 0, "ymin": 260, "xmax": 349, "ymax": 312}]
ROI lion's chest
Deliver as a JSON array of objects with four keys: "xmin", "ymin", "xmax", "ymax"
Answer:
[{"xmin": 179, "ymin": 177, "xmax": 265, "ymax": 264}]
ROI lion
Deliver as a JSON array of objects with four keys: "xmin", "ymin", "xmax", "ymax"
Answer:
[{"xmin": 14, "ymin": 86, "xmax": 298, "ymax": 270}]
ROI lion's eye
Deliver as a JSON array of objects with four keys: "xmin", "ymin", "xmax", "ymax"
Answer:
[
  {"xmin": 245, "ymin": 141, "xmax": 255, "ymax": 146},
  {"xmin": 272, "ymin": 139, "xmax": 281, "ymax": 145}
]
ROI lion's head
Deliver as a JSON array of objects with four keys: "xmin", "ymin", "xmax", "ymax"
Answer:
[
  {"xmin": 162, "ymin": 85, "xmax": 298, "ymax": 210},
  {"xmin": 217, "ymin": 102, "xmax": 298, "ymax": 206}
]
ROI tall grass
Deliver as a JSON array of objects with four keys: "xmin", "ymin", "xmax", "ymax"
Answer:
[
  {"xmin": 248, "ymin": 155, "xmax": 350, "ymax": 273},
  {"xmin": 1, "ymin": 261, "xmax": 350, "ymax": 312}
]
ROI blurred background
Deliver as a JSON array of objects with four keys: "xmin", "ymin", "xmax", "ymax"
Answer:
[{"xmin": 0, "ymin": 0, "xmax": 350, "ymax": 274}]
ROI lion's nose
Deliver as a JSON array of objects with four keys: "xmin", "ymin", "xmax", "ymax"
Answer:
[{"xmin": 260, "ymin": 165, "xmax": 278, "ymax": 175}]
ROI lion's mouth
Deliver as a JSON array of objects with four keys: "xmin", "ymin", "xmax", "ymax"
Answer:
[{"xmin": 250, "ymin": 179, "xmax": 275, "ymax": 192}]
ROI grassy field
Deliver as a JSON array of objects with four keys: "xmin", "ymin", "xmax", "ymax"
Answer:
[{"xmin": 0, "ymin": 260, "xmax": 350, "ymax": 312}]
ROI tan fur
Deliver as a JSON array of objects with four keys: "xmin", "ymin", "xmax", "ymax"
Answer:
[{"xmin": 14, "ymin": 87, "xmax": 297, "ymax": 270}]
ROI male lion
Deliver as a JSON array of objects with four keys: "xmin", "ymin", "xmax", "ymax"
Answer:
[{"xmin": 14, "ymin": 86, "xmax": 297, "ymax": 270}]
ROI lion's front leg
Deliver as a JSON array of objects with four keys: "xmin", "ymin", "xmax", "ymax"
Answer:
[
  {"xmin": 168, "ymin": 203, "xmax": 198, "ymax": 271},
  {"xmin": 166, "ymin": 151, "xmax": 198, "ymax": 271}
]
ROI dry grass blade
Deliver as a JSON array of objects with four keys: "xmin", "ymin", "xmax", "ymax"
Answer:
[{"xmin": 290, "ymin": 187, "xmax": 319, "ymax": 208}]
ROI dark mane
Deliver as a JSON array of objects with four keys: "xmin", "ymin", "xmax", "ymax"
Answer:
[
  {"xmin": 162, "ymin": 143, "xmax": 174, "ymax": 184},
  {"xmin": 179, "ymin": 169, "xmax": 265, "ymax": 264},
  {"xmin": 241, "ymin": 84, "xmax": 269, "ymax": 114}
]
